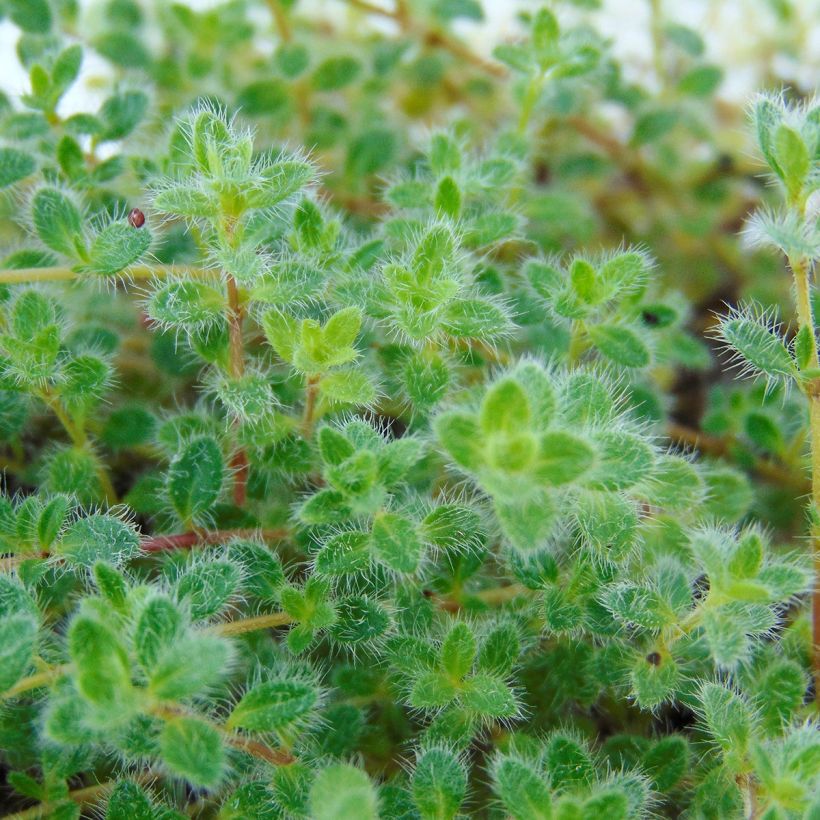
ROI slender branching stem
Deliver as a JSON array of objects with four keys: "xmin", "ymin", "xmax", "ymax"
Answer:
[
  {"xmin": 667, "ymin": 422, "xmax": 812, "ymax": 494},
  {"xmin": 0, "ymin": 665, "xmax": 70, "ymax": 702},
  {"xmin": 789, "ymin": 248, "xmax": 820, "ymax": 703},
  {"xmin": 342, "ymin": 0, "xmax": 506, "ymax": 77},
  {"xmin": 226, "ymin": 274, "xmax": 250, "ymax": 506},
  {"xmin": 0, "ymin": 265, "xmax": 207, "ymax": 285},
  {"xmin": 0, "ymin": 528, "xmax": 290, "ymax": 570},
  {"xmin": 209, "ymin": 610, "xmax": 295, "ymax": 636},
  {"xmin": 38, "ymin": 387, "xmax": 118, "ymax": 505},
  {"xmin": 141, "ymin": 527, "xmax": 291, "ymax": 553},
  {"xmin": 151, "ymin": 703, "xmax": 295, "ymax": 765},
  {"xmin": 0, "ymin": 776, "xmax": 154, "ymax": 820},
  {"xmin": 301, "ymin": 375, "xmax": 320, "ymax": 439},
  {"xmin": 265, "ymin": 0, "xmax": 292, "ymax": 41}
]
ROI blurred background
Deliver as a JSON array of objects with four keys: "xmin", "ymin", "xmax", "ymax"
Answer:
[{"xmin": 1, "ymin": 1, "xmax": 819, "ymax": 110}]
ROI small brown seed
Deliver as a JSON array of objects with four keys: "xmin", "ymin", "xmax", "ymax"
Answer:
[
  {"xmin": 128, "ymin": 208, "xmax": 146, "ymax": 228},
  {"xmin": 646, "ymin": 651, "xmax": 662, "ymax": 666}
]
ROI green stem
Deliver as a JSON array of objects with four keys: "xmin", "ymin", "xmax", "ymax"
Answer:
[
  {"xmin": 38, "ymin": 389, "xmax": 118, "ymax": 505},
  {"xmin": 1, "ymin": 665, "xmax": 71, "ymax": 702},
  {"xmin": 208, "ymin": 610, "xmax": 295, "ymax": 636},
  {"xmin": 301, "ymin": 375, "xmax": 320, "ymax": 439},
  {"xmin": 265, "ymin": 0, "xmax": 292, "ymax": 41},
  {"xmin": 518, "ymin": 73, "xmax": 545, "ymax": 135},
  {"xmin": 0, "ymin": 778, "xmax": 128, "ymax": 820},
  {"xmin": 790, "ymin": 249, "xmax": 820, "ymax": 706},
  {"xmin": 567, "ymin": 321, "xmax": 587, "ymax": 367}
]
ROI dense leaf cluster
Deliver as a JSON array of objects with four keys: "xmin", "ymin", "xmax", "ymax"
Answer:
[{"xmin": 0, "ymin": 1, "xmax": 817, "ymax": 818}]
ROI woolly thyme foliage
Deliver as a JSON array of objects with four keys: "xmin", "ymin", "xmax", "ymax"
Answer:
[{"xmin": 0, "ymin": 1, "xmax": 819, "ymax": 819}]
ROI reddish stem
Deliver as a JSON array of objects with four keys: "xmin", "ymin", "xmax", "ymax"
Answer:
[
  {"xmin": 226, "ymin": 275, "xmax": 250, "ymax": 506},
  {"xmin": 141, "ymin": 528, "xmax": 289, "ymax": 553}
]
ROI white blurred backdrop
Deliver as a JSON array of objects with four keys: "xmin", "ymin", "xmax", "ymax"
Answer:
[{"xmin": 0, "ymin": 0, "xmax": 818, "ymax": 117}]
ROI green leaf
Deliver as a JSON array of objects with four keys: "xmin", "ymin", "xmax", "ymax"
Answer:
[
  {"xmin": 774, "ymin": 124, "xmax": 810, "ymax": 194},
  {"xmin": 0, "ymin": 147, "xmax": 36, "ymax": 188},
  {"xmin": 323, "ymin": 306, "xmax": 362, "ymax": 349},
  {"xmin": 793, "ymin": 324, "xmax": 815, "ymax": 371},
  {"xmin": 99, "ymin": 91, "xmax": 149, "ymax": 142},
  {"xmin": 52, "ymin": 45, "xmax": 83, "ymax": 95},
  {"xmin": 631, "ymin": 109, "xmax": 678, "ymax": 146},
  {"xmin": 435, "ymin": 175, "xmax": 462, "ymax": 219},
  {"xmin": 410, "ymin": 671, "xmax": 459, "ymax": 708},
  {"xmin": 227, "ymin": 679, "xmax": 318, "ymax": 732},
  {"xmin": 312, "ymin": 57, "xmax": 362, "ymax": 91},
  {"xmin": 31, "ymin": 187, "xmax": 85, "ymax": 258},
  {"xmin": 421, "ymin": 504, "xmax": 484, "ymax": 553},
  {"xmin": 0, "ymin": 613, "xmax": 38, "ymax": 692},
  {"xmin": 68, "ymin": 611, "xmax": 135, "ymax": 723},
  {"xmin": 480, "ymin": 378, "xmax": 531, "ymax": 434},
  {"xmin": 236, "ymin": 79, "xmax": 290, "ymax": 118},
  {"xmin": 370, "ymin": 512, "xmax": 423, "ymax": 573},
  {"xmin": 719, "ymin": 311, "xmax": 795, "ymax": 381},
  {"xmin": 642, "ymin": 736, "xmax": 689, "ymax": 791},
  {"xmin": 441, "ymin": 298, "xmax": 511, "ymax": 339},
  {"xmin": 309, "ymin": 763, "xmax": 378, "ymax": 820},
  {"xmin": 492, "ymin": 756, "xmax": 552, "ymax": 820},
  {"xmin": 461, "ymin": 673, "xmax": 517, "ymax": 718},
  {"xmin": 331, "ymin": 596, "xmax": 390, "ymax": 645},
  {"xmin": 135, "ymin": 595, "xmax": 183, "ymax": 669},
  {"xmin": 167, "ymin": 437, "xmax": 224, "ymax": 525},
  {"xmin": 153, "ymin": 186, "xmax": 216, "ymax": 218},
  {"xmin": 411, "ymin": 746, "xmax": 467, "ymax": 820},
  {"xmin": 699, "ymin": 683, "xmax": 754, "ymax": 755},
  {"xmin": 678, "ymin": 65, "xmax": 723, "ymax": 96},
  {"xmin": 253, "ymin": 160, "xmax": 315, "ymax": 208},
  {"xmin": 534, "ymin": 431, "xmax": 594, "ymax": 485},
  {"xmin": 478, "ymin": 624, "xmax": 520, "ymax": 676},
  {"xmin": 8, "ymin": 0, "xmax": 52, "ymax": 33},
  {"xmin": 106, "ymin": 781, "xmax": 154, "ymax": 820},
  {"xmin": 176, "ymin": 559, "xmax": 241, "ymax": 621},
  {"xmin": 317, "ymin": 370, "xmax": 376, "ymax": 405},
  {"xmin": 262, "ymin": 310, "xmax": 299, "ymax": 363},
  {"xmin": 149, "ymin": 634, "xmax": 230, "ymax": 700},
  {"xmin": 58, "ymin": 514, "xmax": 140, "ymax": 569},
  {"xmin": 92, "ymin": 562, "xmax": 128, "ymax": 611},
  {"xmin": 434, "ymin": 411, "xmax": 484, "ymax": 471},
  {"xmin": 159, "ymin": 716, "xmax": 224, "ymax": 789},
  {"xmin": 494, "ymin": 493, "xmax": 555, "ymax": 552},
  {"xmin": 442, "ymin": 622, "xmax": 477, "ymax": 681},
  {"xmin": 588, "ymin": 324, "xmax": 650, "ymax": 368},
  {"xmin": 315, "ymin": 530, "xmax": 371, "ymax": 576},
  {"xmin": 546, "ymin": 733, "xmax": 594, "ymax": 789},
  {"xmin": 85, "ymin": 222, "xmax": 151, "ymax": 276}
]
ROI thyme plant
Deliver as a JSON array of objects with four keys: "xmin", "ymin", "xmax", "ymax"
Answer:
[{"xmin": 0, "ymin": 1, "xmax": 817, "ymax": 818}]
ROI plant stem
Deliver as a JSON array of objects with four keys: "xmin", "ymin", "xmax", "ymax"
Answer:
[
  {"xmin": 436, "ymin": 583, "xmax": 531, "ymax": 613},
  {"xmin": 301, "ymin": 375, "xmax": 320, "ymax": 439},
  {"xmin": 0, "ymin": 665, "xmax": 70, "ymax": 702},
  {"xmin": 225, "ymin": 274, "xmax": 250, "ymax": 506},
  {"xmin": 0, "ymin": 264, "xmax": 205, "ymax": 285},
  {"xmin": 141, "ymin": 527, "xmax": 290, "ymax": 553},
  {"xmin": 648, "ymin": 0, "xmax": 667, "ymax": 92},
  {"xmin": 518, "ymin": 73, "xmax": 545, "ymax": 135},
  {"xmin": 789, "ymin": 249, "xmax": 820, "ymax": 704},
  {"xmin": 265, "ymin": 0, "xmax": 292, "ymax": 41},
  {"xmin": 343, "ymin": 0, "xmax": 506, "ymax": 77},
  {"xmin": 151, "ymin": 703, "xmax": 295, "ymax": 765},
  {"xmin": 0, "ymin": 776, "xmax": 150, "ymax": 820},
  {"xmin": 38, "ymin": 388, "xmax": 118, "ymax": 506},
  {"xmin": 209, "ymin": 610, "xmax": 295, "ymax": 636},
  {"xmin": 666, "ymin": 422, "xmax": 811, "ymax": 494}
]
